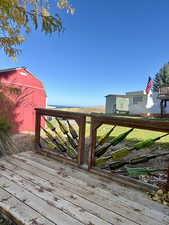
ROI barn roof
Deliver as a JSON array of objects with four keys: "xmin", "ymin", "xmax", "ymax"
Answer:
[
  {"xmin": 0, "ymin": 67, "xmax": 45, "ymax": 91},
  {"xmin": 0, "ymin": 67, "xmax": 26, "ymax": 72}
]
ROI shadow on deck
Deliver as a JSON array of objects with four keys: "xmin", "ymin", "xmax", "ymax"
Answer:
[{"xmin": 0, "ymin": 151, "xmax": 169, "ymax": 225}]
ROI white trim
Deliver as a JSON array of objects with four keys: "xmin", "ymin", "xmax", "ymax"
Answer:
[{"xmin": 20, "ymin": 72, "xmax": 28, "ymax": 76}]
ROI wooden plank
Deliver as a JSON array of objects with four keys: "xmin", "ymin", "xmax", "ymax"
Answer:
[
  {"xmin": 35, "ymin": 108, "xmax": 86, "ymax": 167},
  {"xmin": 35, "ymin": 110, "xmax": 41, "ymax": 152},
  {"xmin": 13, "ymin": 153, "xmax": 169, "ymax": 219},
  {"xmin": 0, "ymin": 160, "xmax": 137, "ymax": 225},
  {"xmin": 89, "ymin": 117, "xmax": 99, "ymax": 169},
  {"xmin": 76, "ymin": 116, "xmax": 86, "ymax": 165},
  {"xmin": 35, "ymin": 108, "xmax": 169, "ymax": 132},
  {"xmin": 0, "ymin": 175, "xmax": 111, "ymax": 225},
  {"xmin": 21, "ymin": 151, "xmax": 152, "ymax": 195},
  {"xmin": 18, "ymin": 151, "xmax": 152, "ymax": 201},
  {"xmin": 20, "ymin": 151, "xmax": 169, "ymax": 214},
  {"xmin": 91, "ymin": 115, "xmax": 169, "ymax": 133},
  {"xmin": 40, "ymin": 148, "xmax": 79, "ymax": 167},
  {"xmin": 0, "ymin": 188, "xmax": 55, "ymax": 225},
  {"xmin": 2, "ymin": 157, "xmax": 167, "ymax": 225},
  {"xmin": 39, "ymin": 149, "xmax": 159, "ymax": 193},
  {"xmin": 35, "ymin": 108, "xmax": 87, "ymax": 119},
  {"xmin": 0, "ymin": 175, "xmax": 83, "ymax": 225}
]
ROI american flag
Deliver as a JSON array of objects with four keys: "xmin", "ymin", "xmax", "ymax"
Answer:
[{"xmin": 146, "ymin": 76, "xmax": 154, "ymax": 95}]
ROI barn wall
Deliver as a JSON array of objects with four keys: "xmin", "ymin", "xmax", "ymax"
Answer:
[
  {"xmin": 14, "ymin": 87, "xmax": 46, "ymax": 132},
  {"xmin": 0, "ymin": 68, "xmax": 46, "ymax": 133}
]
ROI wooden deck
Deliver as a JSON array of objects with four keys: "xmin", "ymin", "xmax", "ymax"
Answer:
[{"xmin": 0, "ymin": 151, "xmax": 169, "ymax": 225}]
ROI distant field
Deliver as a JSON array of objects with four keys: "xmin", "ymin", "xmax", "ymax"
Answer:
[{"xmin": 58, "ymin": 106, "xmax": 105, "ymax": 114}]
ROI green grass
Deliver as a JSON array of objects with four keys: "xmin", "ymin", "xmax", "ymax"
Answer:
[
  {"xmin": 48, "ymin": 118, "xmax": 169, "ymax": 148},
  {"xmin": 85, "ymin": 124, "xmax": 169, "ymax": 148},
  {"xmin": 44, "ymin": 118, "xmax": 169, "ymax": 171}
]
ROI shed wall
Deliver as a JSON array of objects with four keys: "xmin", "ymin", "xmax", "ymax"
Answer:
[
  {"xmin": 128, "ymin": 92, "xmax": 169, "ymax": 114},
  {"xmin": 105, "ymin": 96, "xmax": 116, "ymax": 113},
  {"xmin": 105, "ymin": 92, "xmax": 169, "ymax": 115},
  {"xmin": 116, "ymin": 97, "xmax": 129, "ymax": 112}
]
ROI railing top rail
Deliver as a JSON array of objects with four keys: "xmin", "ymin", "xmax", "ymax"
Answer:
[
  {"xmin": 159, "ymin": 86, "xmax": 169, "ymax": 90},
  {"xmin": 91, "ymin": 115, "xmax": 169, "ymax": 133},
  {"xmin": 35, "ymin": 108, "xmax": 169, "ymax": 132},
  {"xmin": 35, "ymin": 108, "xmax": 88, "ymax": 119}
]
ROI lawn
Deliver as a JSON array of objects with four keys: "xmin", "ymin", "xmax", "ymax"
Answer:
[
  {"xmin": 51, "ymin": 106, "xmax": 169, "ymax": 144},
  {"xmin": 49, "ymin": 118, "xmax": 169, "ymax": 147},
  {"xmin": 47, "ymin": 105, "xmax": 169, "ymax": 146},
  {"xmin": 95, "ymin": 124, "xmax": 169, "ymax": 143}
]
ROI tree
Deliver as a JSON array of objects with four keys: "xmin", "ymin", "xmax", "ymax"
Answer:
[
  {"xmin": 153, "ymin": 62, "xmax": 169, "ymax": 92},
  {"xmin": 0, "ymin": 0, "xmax": 75, "ymax": 59}
]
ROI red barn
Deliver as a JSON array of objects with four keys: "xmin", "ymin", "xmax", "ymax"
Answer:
[{"xmin": 0, "ymin": 67, "xmax": 46, "ymax": 133}]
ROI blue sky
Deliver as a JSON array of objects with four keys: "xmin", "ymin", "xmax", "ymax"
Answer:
[{"xmin": 1, "ymin": 0, "xmax": 169, "ymax": 106}]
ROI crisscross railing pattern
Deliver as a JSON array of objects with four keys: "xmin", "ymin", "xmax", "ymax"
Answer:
[
  {"xmin": 35, "ymin": 108, "xmax": 86, "ymax": 166},
  {"xmin": 35, "ymin": 108, "xmax": 169, "ymax": 192}
]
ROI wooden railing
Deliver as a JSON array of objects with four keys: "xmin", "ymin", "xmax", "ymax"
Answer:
[
  {"xmin": 35, "ymin": 108, "xmax": 86, "ymax": 166},
  {"xmin": 89, "ymin": 115, "xmax": 169, "ymax": 169},
  {"xmin": 35, "ymin": 108, "xmax": 169, "ymax": 190},
  {"xmin": 158, "ymin": 87, "xmax": 169, "ymax": 99},
  {"xmin": 159, "ymin": 86, "xmax": 169, "ymax": 96}
]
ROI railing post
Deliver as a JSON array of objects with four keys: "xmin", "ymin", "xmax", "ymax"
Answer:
[
  {"xmin": 77, "ymin": 115, "xmax": 86, "ymax": 166},
  {"xmin": 35, "ymin": 109, "xmax": 41, "ymax": 152},
  {"xmin": 167, "ymin": 165, "xmax": 169, "ymax": 191},
  {"xmin": 88, "ymin": 116, "xmax": 102, "ymax": 170}
]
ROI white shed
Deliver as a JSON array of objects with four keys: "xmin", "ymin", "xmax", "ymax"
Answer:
[
  {"xmin": 105, "ymin": 95, "xmax": 129, "ymax": 114},
  {"xmin": 105, "ymin": 90, "xmax": 169, "ymax": 116}
]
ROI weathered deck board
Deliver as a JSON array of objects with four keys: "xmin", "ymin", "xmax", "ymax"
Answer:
[
  {"xmin": 9, "ymin": 153, "xmax": 169, "ymax": 224},
  {"xmin": 0, "ymin": 159, "xmax": 150, "ymax": 225},
  {"xmin": 0, "ymin": 159, "xmax": 138, "ymax": 225},
  {"xmin": 0, "ymin": 188, "xmax": 55, "ymax": 225},
  {"xmin": 0, "ymin": 176, "xmax": 83, "ymax": 225},
  {"xmin": 16, "ymin": 151, "xmax": 169, "ymax": 214},
  {"xmin": 0, "ymin": 151, "xmax": 168, "ymax": 225},
  {"xmin": 0, "ymin": 175, "xmax": 107, "ymax": 225},
  {"xmin": 1, "ymin": 155, "xmax": 169, "ymax": 225}
]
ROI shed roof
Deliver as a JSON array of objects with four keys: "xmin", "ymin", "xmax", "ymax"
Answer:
[
  {"xmin": 105, "ymin": 94, "xmax": 128, "ymax": 98},
  {"xmin": 126, "ymin": 90, "xmax": 145, "ymax": 96}
]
